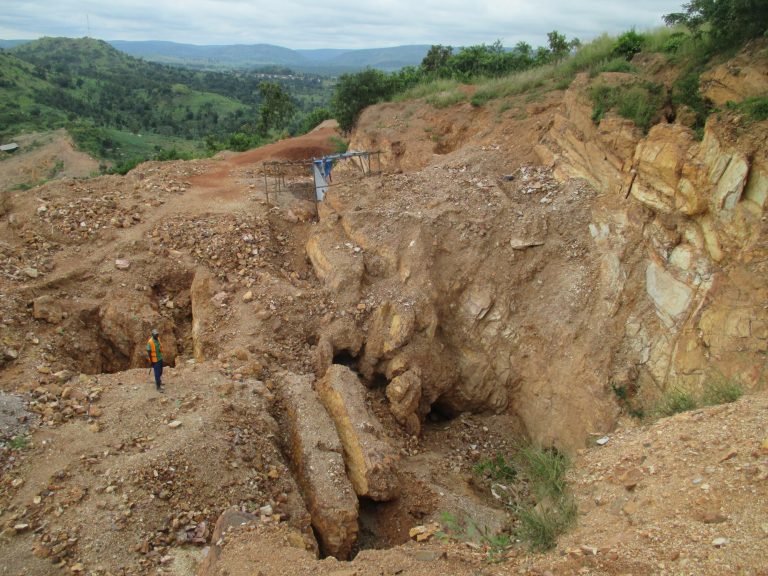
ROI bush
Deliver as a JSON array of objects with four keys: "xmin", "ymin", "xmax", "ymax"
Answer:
[
  {"xmin": 331, "ymin": 68, "xmax": 398, "ymax": 132},
  {"xmin": 613, "ymin": 29, "xmax": 646, "ymax": 60}
]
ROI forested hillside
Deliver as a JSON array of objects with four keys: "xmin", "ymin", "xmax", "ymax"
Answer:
[{"xmin": 0, "ymin": 37, "xmax": 333, "ymax": 167}]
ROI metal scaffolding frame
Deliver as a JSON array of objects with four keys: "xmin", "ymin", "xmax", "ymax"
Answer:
[{"xmin": 262, "ymin": 150, "xmax": 381, "ymax": 211}]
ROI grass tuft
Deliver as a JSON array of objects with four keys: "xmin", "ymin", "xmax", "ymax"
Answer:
[
  {"xmin": 515, "ymin": 447, "xmax": 577, "ymax": 551},
  {"xmin": 518, "ymin": 495, "xmax": 577, "ymax": 551},
  {"xmin": 656, "ymin": 387, "xmax": 698, "ymax": 416},
  {"xmin": 701, "ymin": 376, "xmax": 743, "ymax": 406},
  {"xmin": 9, "ymin": 435, "xmax": 29, "ymax": 450}
]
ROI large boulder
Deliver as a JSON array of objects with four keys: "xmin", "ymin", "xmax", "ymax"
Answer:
[
  {"xmin": 316, "ymin": 365, "xmax": 401, "ymax": 501},
  {"xmin": 278, "ymin": 372, "xmax": 358, "ymax": 559}
]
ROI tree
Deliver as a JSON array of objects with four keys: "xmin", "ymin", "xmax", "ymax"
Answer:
[
  {"xmin": 421, "ymin": 45, "xmax": 453, "ymax": 74},
  {"xmin": 548, "ymin": 31, "xmax": 574, "ymax": 62},
  {"xmin": 257, "ymin": 81, "xmax": 295, "ymax": 135},
  {"xmin": 664, "ymin": 0, "xmax": 768, "ymax": 47},
  {"xmin": 331, "ymin": 69, "xmax": 395, "ymax": 132}
]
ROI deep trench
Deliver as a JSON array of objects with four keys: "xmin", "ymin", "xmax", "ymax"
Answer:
[{"xmin": 322, "ymin": 349, "xmax": 454, "ymax": 559}]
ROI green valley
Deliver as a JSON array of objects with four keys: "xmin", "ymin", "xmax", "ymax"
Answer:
[{"xmin": 0, "ymin": 37, "xmax": 333, "ymax": 169}]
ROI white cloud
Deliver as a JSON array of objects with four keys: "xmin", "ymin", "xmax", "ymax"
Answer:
[{"xmin": 0, "ymin": 0, "xmax": 684, "ymax": 48}]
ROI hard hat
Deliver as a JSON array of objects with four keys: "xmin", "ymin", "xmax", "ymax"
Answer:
[{"xmin": 151, "ymin": 328, "xmax": 159, "ymax": 336}]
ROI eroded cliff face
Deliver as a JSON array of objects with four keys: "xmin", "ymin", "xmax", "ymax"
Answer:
[
  {"xmin": 541, "ymin": 70, "xmax": 768, "ymax": 411},
  {"xmin": 306, "ymin": 149, "xmax": 622, "ymax": 452},
  {"xmin": 306, "ymin": 48, "xmax": 767, "ymax": 452}
]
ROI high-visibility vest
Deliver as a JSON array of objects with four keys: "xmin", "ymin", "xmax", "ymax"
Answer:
[{"xmin": 147, "ymin": 337, "xmax": 163, "ymax": 362}]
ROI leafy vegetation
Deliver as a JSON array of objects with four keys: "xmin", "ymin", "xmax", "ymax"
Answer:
[
  {"xmin": 664, "ymin": 0, "xmax": 768, "ymax": 49},
  {"xmin": 589, "ymin": 81, "xmax": 666, "ymax": 133},
  {"xmin": 1, "ymin": 37, "xmax": 333, "ymax": 163},
  {"xmin": 473, "ymin": 453, "xmax": 518, "ymax": 482}
]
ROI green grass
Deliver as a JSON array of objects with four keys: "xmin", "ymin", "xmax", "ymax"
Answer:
[
  {"xmin": 656, "ymin": 387, "xmax": 698, "ymax": 416},
  {"xmin": 468, "ymin": 447, "xmax": 577, "ymax": 553},
  {"xmin": 589, "ymin": 81, "xmax": 666, "ymax": 133},
  {"xmin": 473, "ymin": 453, "xmax": 518, "ymax": 482},
  {"xmin": 701, "ymin": 376, "xmax": 744, "ymax": 406},
  {"xmin": 654, "ymin": 376, "xmax": 744, "ymax": 417},
  {"xmin": 518, "ymin": 495, "xmax": 578, "ymax": 552},
  {"xmin": 515, "ymin": 447, "xmax": 577, "ymax": 551},
  {"xmin": 9, "ymin": 435, "xmax": 29, "ymax": 450},
  {"xmin": 728, "ymin": 97, "xmax": 768, "ymax": 122},
  {"xmin": 395, "ymin": 78, "xmax": 464, "ymax": 101},
  {"xmin": 427, "ymin": 91, "xmax": 468, "ymax": 108}
]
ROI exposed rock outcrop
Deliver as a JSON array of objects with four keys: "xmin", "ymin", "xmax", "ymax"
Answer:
[
  {"xmin": 277, "ymin": 372, "xmax": 358, "ymax": 559},
  {"xmin": 316, "ymin": 365, "xmax": 401, "ymax": 501}
]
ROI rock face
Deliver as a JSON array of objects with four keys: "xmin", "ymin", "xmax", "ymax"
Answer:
[
  {"xmin": 700, "ymin": 46, "xmax": 768, "ymax": 107},
  {"xmin": 316, "ymin": 365, "xmax": 401, "ymax": 501},
  {"xmin": 98, "ymin": 291, "xmax": 178, "ymax": 371},
  {"xmin": 542, "ymin": 67, "xmax": 768, "ymax": 412},
  {"xmin": 190, "ymin": 267, "xmax": 217, "ymax": 361},
  {"xmin": 278, "ymin": 372, "xmax": 358, "ymax": 559},
  {"xmin": 309, "ymin": 47, "xmax": 767, "ymax": 453},
  {"xmin": 307, "ymin": 159, "xmax": 618, "ymax": 452}
]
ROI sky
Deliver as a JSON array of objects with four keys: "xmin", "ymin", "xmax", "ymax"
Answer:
[{"xmin": 0, "ymin": 0, "xmax": 685, "ymax": 50}]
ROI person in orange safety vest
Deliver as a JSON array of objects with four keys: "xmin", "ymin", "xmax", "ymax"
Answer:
[{"xmin": 146, "ymin": 328, "xmax": 165, "ymax": 393}]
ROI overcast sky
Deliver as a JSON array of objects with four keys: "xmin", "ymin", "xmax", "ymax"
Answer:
[{"xmin": 1, "ymin": 0, "xmax": 684, "ymax": 49}]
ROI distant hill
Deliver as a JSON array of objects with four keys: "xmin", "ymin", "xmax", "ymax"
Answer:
[
  {"xmin": 109, "ymin": 40, "xmax": 430, "ymax": 72},
  {"xmin": 0, "ymin": 40, "xmax": 31, "ymax": 50},
  {"xmin": 1, "ymin": 37, "xmax": 333, "ymax": 163},
  {"xmin": 2, "ymin": 38, "xmax": 430, "ymax": 72}
]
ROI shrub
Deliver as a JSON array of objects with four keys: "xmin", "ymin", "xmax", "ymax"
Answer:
[
  {"xmin": 331, "ymin": 68, "xmax": 398, "ymax": 132},
  {"xmin": 613, "ymin": 29, "xmax": 646, "ymax": 60}
]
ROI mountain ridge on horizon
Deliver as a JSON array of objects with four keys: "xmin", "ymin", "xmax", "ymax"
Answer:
[{"xmin": 0, "ymin": 38, "xmax": 431, "ymax": 73}]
